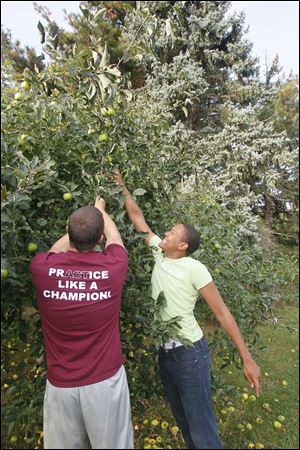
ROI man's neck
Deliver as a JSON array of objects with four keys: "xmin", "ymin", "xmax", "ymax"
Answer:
[
  {"xmin": 68, "ymin": 246, "xmax": 97, "ymax": 253},
  {"xmin": 164, "ymin": 250, "xmax": 187, "ymax": 259}
]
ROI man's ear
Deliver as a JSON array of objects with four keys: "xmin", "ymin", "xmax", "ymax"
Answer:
[{"xmin": 179, "ymin": 242, "xmax": 188, "ymax": 252}]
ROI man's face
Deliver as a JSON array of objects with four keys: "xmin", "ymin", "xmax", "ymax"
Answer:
[{"xmin": 159, "ymin": 224, "xmax": 188, "ymax": 253}]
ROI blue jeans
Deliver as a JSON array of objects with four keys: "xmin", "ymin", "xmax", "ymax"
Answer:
[{"xmin": 159, "ymin": 337, "xmax": 223, "ymax": 449}]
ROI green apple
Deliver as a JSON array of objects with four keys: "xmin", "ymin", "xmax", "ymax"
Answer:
[
  {"xmin": 1, "ymin": 268, "xmax": 9, "ymax": 279},
  {"xmin": 21, "ymin": 81, "xmax": 30, "ymax": 91},
  {"xmin": 98, "ymin": 133, "xmax": 109, "ymax": 142},
  {"xmin": 107, "ymin": 107, "xmax": 116, "ymax": 116},
  {"xmin": 101, "ymin": 107, "xmax": 108, "ymax": 117},
  {"xmin": 63, "ymin": 192, "xmax": 73, "ymax": 201},
  {"xmin": 10, "ymin": 436, "xmax": 17, "ymax": 444},
  {"xmin": 18, "ymin": 134, "xmax": 28, "ymax": 145},
  {"xmin": 27, "ymin": 242, "xmax": 38, "ymax": 253},
  {"xmin": 14, "ymin": 92, "xmax": 25, "ymax": 101}
]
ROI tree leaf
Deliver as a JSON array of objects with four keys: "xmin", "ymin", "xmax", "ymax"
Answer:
[
  {"xmin": 87, "ymin": 83, "xmax": 97, "ymax": 100},
  {"xmin": 100, "ymin": 42, "xmax": 108, "ymax": 69},
  {"xmin": 99, "ymin": 73, "xmax": 110, "ymax": 89},
  {"xmin": 92, "ymin": 51, "xmax": 100, "ymax": 67},
  {"xmin": 79, "ymin": 5, "xmax": 90, "ymax": 19},
  {"xmin": 133, "ymin": 188, "xmax": 147, "ymax": 196},
  {"xmin": 105, "ymin": 66, "xmax": 121, "ymax": 78},
  {"xmin": 182, "ymin": 106, "xmax": 188, "ymax": 117},
  {"xmin": 94, "ymin": 7, "xmax": 107, "ymax": 21},
  {"xmin": 37, "ymin": 21, "xmax": 45, "ymax": 44}
]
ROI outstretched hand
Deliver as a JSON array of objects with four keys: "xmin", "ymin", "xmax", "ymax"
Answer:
[
  {"xmin": 94, "ymin": 197, "xmax": 106, "ymax": 212},
  {"xmin": 243, "ymin": 359, "xmax": 261, "ymax": 397},
  {"xmin": 114, "ymin": 169, "xmax": 125, "ymax": 186}
]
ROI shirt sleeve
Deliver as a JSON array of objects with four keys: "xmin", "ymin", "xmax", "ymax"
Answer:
[
  {"xmin": 191, "ymin": 261, "xmax": 213, "ymax": 290},
  {"xmin": 148, "ymin": 235, "xmax": 163, "ymax": 262},
  {"xmin": 30, "ymin": 252, "xmax": 54, "ymax": 274},
  {"xmin": 105, "ymin": 243, "xmax": 128, "ymax": 261}
]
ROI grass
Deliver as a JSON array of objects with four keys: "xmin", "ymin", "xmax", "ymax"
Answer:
[
  {"xmin": 215, "ymin": 302, "xmax": 299, "ymax": 449},
  {"xmin": 131, "ymin": 301, "xmax": 299, "ymax": 449}
]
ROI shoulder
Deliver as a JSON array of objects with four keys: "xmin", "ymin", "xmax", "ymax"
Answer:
[
  {"xmin": 187, "ymin": 258, "xmax": 213, "ymax": 288},
  {"xmin": 148, "ymin": 234, "xmax": 162, "ymax": 249},
  {"xmin": 30, "ymin": 251, "xmax": 57, "ymax": 264},
  {"xmin": 184, "ymin": 257, "xmax": 212, "ymax": 276},
  {"xmin": 186, "ymin": 257, "xmax": 207, "ymax": 268},
  {"xmin": 105, "ymin": 243, "xmax": 128, "ymax": 261},
  {"xmin": 30, "ymin": 251, "xmax": 58, "ymax": 272}
]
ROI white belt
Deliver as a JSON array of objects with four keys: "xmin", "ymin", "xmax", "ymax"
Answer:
[{"xmin": 161, "ymin": 338, "xmax": 183, "ymax": 350}]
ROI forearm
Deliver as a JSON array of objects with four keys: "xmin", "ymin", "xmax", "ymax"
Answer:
[
  {"xmin": 94, "ymin": 201, "xmax": 123, "ymax": 246},
  {"xmin": 49, "ymin": 233, "xmax": 70, "ymax": 253},
  {"xmin": 218, "ymin": 309, "xmax": 253, "ymax": 363},
  {"xmin": 101, "ymin": 210, "xmax": 121, "ymax": 240},
  {"xmin": 122, "ymin": 186, "xmax": 150, "ymax": 233}
]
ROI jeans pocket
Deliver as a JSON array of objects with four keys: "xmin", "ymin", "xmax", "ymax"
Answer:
[{"xmin": 173, "ymin": 347, "xmax": 198, "ymax": 365}]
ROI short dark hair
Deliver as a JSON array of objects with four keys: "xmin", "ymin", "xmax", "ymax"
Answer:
[
  {"xmin": 182, "ymin": 224, "xmax": 200, "ymax": 255},
  {"xmin": 68, "ymin": 206, "xmax": 104, "ymax": 252}
]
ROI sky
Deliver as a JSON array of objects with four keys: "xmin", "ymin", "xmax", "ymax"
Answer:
[{"xmin": 1, "ymin": 1, "xmax": 299, "ymax": 78}]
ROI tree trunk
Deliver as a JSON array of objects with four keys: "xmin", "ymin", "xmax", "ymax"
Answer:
[{"xmin": 264, "ymin": 193, "xmax": 272, "ymax": 226}]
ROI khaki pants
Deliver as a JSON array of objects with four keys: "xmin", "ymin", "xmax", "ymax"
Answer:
[{"xmin": 43, "ymin": 365, "xmax": 134, "ymax": 449}]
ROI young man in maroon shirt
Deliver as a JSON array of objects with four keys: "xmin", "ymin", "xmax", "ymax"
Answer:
[{"xmin": 30, "ymin": 198, "xmax": 133, "ymax": 449}]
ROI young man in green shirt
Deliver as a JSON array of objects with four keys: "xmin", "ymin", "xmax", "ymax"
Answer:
[{"xmin": 115, "ymin": 171, "xmax": 260, "ymax": 449}]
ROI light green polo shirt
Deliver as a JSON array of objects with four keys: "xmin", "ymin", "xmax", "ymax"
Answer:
[{"xmin": 149, "ymin": 235, "xmax": 213, "ymax": 343}]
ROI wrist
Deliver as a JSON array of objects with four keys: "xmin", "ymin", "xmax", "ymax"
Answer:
[
  {"xmin": 122, "ymin": 187, "xmax": 131, "ymax": 197},
  {"xmin": 241, "ymin": 353, "xmax": 254, "ymax": 364}
]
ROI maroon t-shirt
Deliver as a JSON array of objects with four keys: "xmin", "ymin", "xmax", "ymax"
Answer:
[{"xmin": 30, "ymin": 244, "xmax": 128, "ymax": 388}]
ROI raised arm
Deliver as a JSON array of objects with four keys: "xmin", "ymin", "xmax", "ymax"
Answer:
[
  {"xmin": 115, "ymin": 170, "xmax": 155, "ymax": 245},
  {"xmin": 49, "ymin": 234, "xmax": 70, "ymax": 253},
  {"xmin": 199, "ymin": 281, "xmax": 261, "ymax": 396},
  {"xmin": 94, "ymin": 197, "xmax": 125, "ymax": 249}
]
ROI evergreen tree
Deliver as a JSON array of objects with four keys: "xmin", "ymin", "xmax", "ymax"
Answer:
[{"xmin": 1, "ymin": 26, "xmax": 45, "ymax": 75}]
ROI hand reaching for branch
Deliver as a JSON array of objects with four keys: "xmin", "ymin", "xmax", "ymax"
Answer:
[
  {"xmin": 114, "ymin": 169, "xmax": 125, "ymax": 186},
  {"xmin": 94, "ymin": 197, "xmax": 106, "ymax": 212}
]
